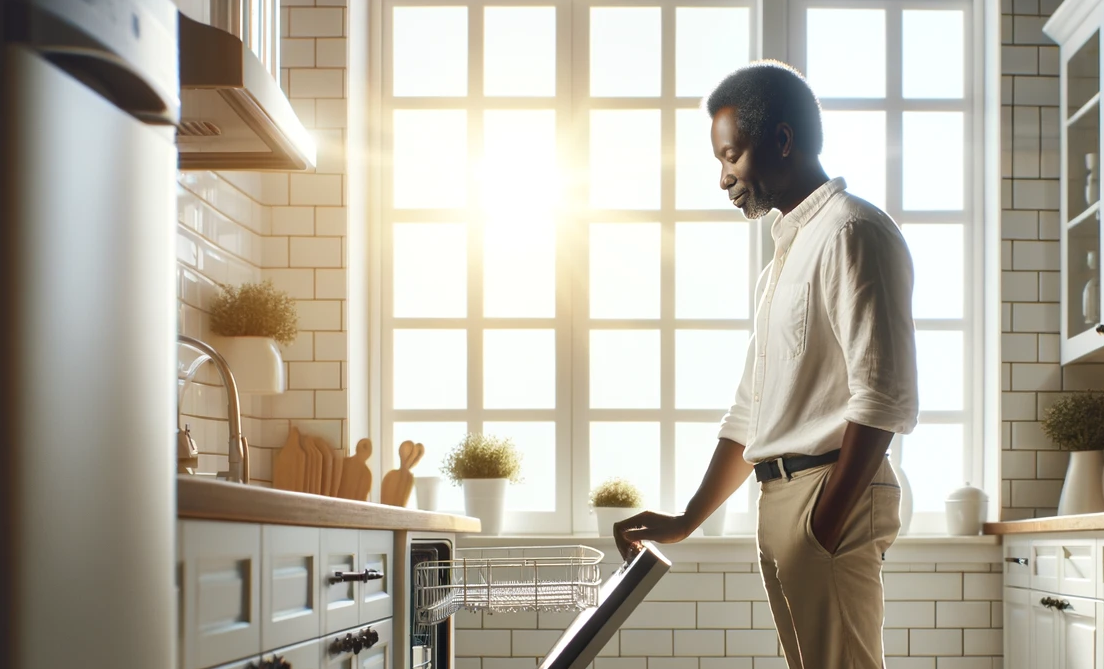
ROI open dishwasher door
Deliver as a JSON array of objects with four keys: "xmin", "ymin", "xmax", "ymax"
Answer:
[{"xmin": 538, "ymin": 542, "xmax": 671, "ymax": 669}]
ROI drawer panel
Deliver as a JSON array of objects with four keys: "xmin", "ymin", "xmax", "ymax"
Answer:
[
  {"xmin": 1059, "ymin": 540, "xmax": 1096, "ymax": 598},
  {"xmin": 180, "ymin": 521, "xmax": 262, "ymax": 669},
  {"xmin": 1004, "ymin": 537, "xmax": 1031, "ymax": 588},
  {"xmin": 262, "ymin": 525, "xmax": 322, "ymax": 651},
  {"xmin": 323, "ymin": 529, "xmax": 363, "ymax": 635},
  {"xmin": 1032, "ymin": 542, "xmax": 1061, "ymax": 594},
  {"xmin": 360, "ymin": 531, "xmax": 394, "ymax": 624},
  {"xmin": 269, "ymin": 637, "xmax": 323, "ymax": 669},
  {"xmin": 323, "ymin": 618, "xmax": 392, "ymax": 669}
]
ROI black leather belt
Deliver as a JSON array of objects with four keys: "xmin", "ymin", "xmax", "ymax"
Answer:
[{"xmin": 754, "ymin": 449, "xmax": 841, "ymax": 482}]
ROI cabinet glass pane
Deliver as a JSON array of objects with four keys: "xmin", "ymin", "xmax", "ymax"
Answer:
[
  {"xmin": 903, "ymin": 112, "xmax": 964, "ymax": 211},
  {"xmin": 393, "ymin": 330, "xmax": 466, "ymax": 409},
  {"xmin": 484, "ymin": 7, "xmax": 556, "ymax": 97},
  {"xmin": 590, "ymin": 422, "xmax": 660, "ymax": 508},
  {"xmin": 676, "ymin": 109, "xmax": 730, "ymax": 210},
  {"xmin": 393, "ymin": 110, "xmax": 467, "ymax": 208},
  {"xmin": 1067, "ymin": 30, "xmax": 1100, "ymax": 118},
  {"xmin": 902, "ymin": 10, "xmax": 964, "ymax": 99},
  {"xmin": 484, "ymin": 216, "xmax": 556, "ymax": 318},
  {"xmin": 675, "ymin": 7, "xmax": 751, "ymax": 98},
  {"xmin": 484, "ymin": 330, "xmax": 556, "ymax": 409},
  {"xmin": 483, "ymin": 421, "xmax": 556, "ymax": 512},
  {"xmin": 590, "ymin": 330, "xmax": 660, "ymax": 408},
  {"xmin": 675, "ymin": 222, "xmax": 750, "ymax": 319},
  {"xmin": 675, "ymin": 422, "xmax": 751, "ymax": 513},
  {"xmin": 1067, "ymin": 222, "xmax": 1101, "ymax": 337},
  {"xmin": 393, "ymin": 223, "xmax": 466, "ymax": 317},
  {"xmin": 393, "ymin": 422, "xmax": 468, "ymax": 512},
  {"xmin": 675, "ymin": 330, "xmax": 750, "ymax": 410},
  {"xmin": 590, "ymin": 223, "xmax": 661, "ymax": 319},
  {"xmin": 590, "ymin": 110, "xmax": 661, "ymax": 209},
  {"xmin": 821, "ymin": 111, "xmax": 886, "ymax": 210},
  {"xmin": 1067, "ymin": 105, "xmax": 1100, "ymax": 223},
  {"xmin": 806, "ymin": 9, "xmax": 885, "ymax": 99},
  {"xmin": 900, "ymin": 424, "xmax": 963, "ymax": 513},
  {"xmin": 590, "ymin": 8, "xmax": 661, "ymax": 97},
  {"xmin": 392, "ymin": 7, "xmax": 467, "ymax": 97}
]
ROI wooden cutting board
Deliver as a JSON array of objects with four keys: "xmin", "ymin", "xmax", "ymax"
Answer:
[
  {"xmin": 272, "ymin": 427, "xmax": 307, "ymax": 492},
  {"xmin": 303, "ymin": 435, "xmax": 323, "ymax": 495},
  {"xmin": 336, "ymin": 438, "xmax": 373, "ymax": 502},
  {"xmin": 312, "ymin": 436, "xmax": 335, "ymax": 497},
  {"xmin": 330, "ymin": 445, "xmax": 344, "ymax": 497},
  {"xmin": 380, "ymin": 440, "xmax": 424, "ymax": 507}
]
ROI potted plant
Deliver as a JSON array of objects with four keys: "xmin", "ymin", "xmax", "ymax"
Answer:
[
  {"xmin": 1042, "ymin": 390, "xmax": 1104, "ymax": 515},
  {"xmin": 209, "ymin": 279, "xmax": 298, "ymax": 394},
  {"xmin": 589, "ymin": 478, "xmax": 643, "ymax": 537},
  {"xmin": 441, "ymin": 433, "xmax": 522, "ymax": 535}
]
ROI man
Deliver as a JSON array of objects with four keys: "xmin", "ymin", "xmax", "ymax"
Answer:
[{"xmin": 614, "ymin": 60, "xmax": 919, "ymax": 669}]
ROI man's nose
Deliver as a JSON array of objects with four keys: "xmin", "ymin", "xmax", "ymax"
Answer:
[{"xmin": 720, "ymin": 175, "xmax": 735, "ymax": 190}]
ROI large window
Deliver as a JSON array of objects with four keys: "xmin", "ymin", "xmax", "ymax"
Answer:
[{"xmin": 376, "ymin": 0, "xmax": 979, "ymax": 534}]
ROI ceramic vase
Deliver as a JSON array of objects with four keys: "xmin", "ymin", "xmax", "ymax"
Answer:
[
  {"xmin": 594, "ymin": 507, "xmax": 642, "ymax": 537},
  {"xmin": 463, "ymin": 478, "xmax": 508, "ymax": 534},
  {"xmin": 1057, "ymin": 450, "xmax": 1104, "ymax": 516},
  {"xmin": 1084, "ymin": 251, "xmax": 1100, "ymax": 325},
  {"xmin": 889, "ymin": 457, "xmax": 913, "ymax": 536},
  {"xmin": 1087, "ymin": 153, "xmax": 1100, "ymax": 207},
  {"xmin": 415, "ymin": 476, "xmax": 441, "ymax": 511},
  {"xmin": 212, "ymin": 335, "xmax": 286, "ymax": 394}
]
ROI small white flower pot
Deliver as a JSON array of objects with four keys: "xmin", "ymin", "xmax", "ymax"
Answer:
[
  {"xmin": 594, "ymin": 507, "xmax": 642, "ymax": 537},
  {"xmin": 212, "ymin": 335, "xmax": 286, "ymax": 395},
  {"xmin": 700, "ymin": 502, "xmax": 728, "ymax": 537},
  {"xmin": 463, "ymin": 478, "xmax": 508, "ymax": 535}
]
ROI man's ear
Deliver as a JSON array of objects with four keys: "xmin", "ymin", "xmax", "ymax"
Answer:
[{"xmin": 776, "ymin": 123, "xmax": 795, "ymax": 159}]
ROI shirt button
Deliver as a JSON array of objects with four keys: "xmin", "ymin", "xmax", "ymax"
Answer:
[{"xmin": 754, "ymin": 394, "xmax": 760, "ymax": 402}]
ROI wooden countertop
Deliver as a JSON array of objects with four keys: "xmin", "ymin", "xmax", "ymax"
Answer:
[
  {"xmin": 177, "ymin": 476, "xmax": 482, "ymax": 533},
  {"xmin": 984, "ymin": 513, "xmax": 1104, "ymax": 535}
]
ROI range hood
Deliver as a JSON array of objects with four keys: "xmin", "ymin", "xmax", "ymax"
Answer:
[{"xmin": 176, "ymin": 12, "xmax": 316, "ymax": 171}]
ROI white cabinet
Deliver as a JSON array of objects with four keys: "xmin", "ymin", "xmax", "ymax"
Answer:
[
  {"xmin": 1005, "ymin": 587, "xmax": 1031, "ymax": 669},
  {"xmin": 262, "ymin": 525, "xmax": 322, "ymax": 650},
  {"xmin": 323, "ymin": 529, "xmax": 363, "ymax": 635},
  {"xmin": 360, "ymin": 531, "xmax": 394, "ymax": 624},
  {"xmin": 322, "ymin": 618, "xmax": 393, "ymax": 669}
]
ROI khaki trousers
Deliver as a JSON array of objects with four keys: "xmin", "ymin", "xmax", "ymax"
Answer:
[{"xmin": 755, "ymin": 457, "xmax": 901, "ymax": 669}]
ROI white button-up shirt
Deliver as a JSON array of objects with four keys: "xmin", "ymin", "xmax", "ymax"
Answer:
[{"xmin": 717, "ymin": 177, "xmax": 920, "ymax": 462}]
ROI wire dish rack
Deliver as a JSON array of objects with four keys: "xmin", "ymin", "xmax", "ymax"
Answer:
[{"xmin": 414, "ymin": 545, "xmax": 605, "ymax": 625}]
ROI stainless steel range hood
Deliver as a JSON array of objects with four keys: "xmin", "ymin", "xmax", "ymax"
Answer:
[{"xmin": 176, "ymin": 12, "xmax": 316, "ymax": 171}]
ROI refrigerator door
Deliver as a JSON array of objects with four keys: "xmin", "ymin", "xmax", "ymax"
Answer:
[{"xmin": 538, "ymin": 543, "xmax": 672, "ymax": 669}]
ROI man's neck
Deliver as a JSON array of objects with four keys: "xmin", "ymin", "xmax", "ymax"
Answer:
[{"xmin": 776, "ymin": 163, "xmax": 831, "ymax": 216}]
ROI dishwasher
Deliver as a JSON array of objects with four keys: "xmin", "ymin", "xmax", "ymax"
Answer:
[{"xmin": 413, "ymin": 541, "xmax": 671, "ymax": 669}]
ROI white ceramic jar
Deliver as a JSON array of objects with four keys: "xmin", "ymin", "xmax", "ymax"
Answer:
[{"xmin": 945, "ymin": 484, "xmax": 988, "ymax": 535}]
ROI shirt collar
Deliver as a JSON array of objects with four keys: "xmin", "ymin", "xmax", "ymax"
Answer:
[{"xmin": 770, "ymin": 177, "xmax": 847, "ymax": 241}]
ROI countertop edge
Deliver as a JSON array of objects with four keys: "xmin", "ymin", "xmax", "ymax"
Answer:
[
  {"xmin": 984, "ymin": 513, "xmax": 1104, "ymax": 535},
  {"xmin": 177, "ymin": 476, "xmax": 481, "ymax": 533}
]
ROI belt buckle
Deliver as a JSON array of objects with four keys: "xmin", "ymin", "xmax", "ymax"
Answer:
[{"xmin": 775, "ymin": 456, "xmax": 791, "ymax": 481}]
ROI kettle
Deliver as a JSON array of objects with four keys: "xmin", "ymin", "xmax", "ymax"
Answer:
[
  {"xmin": 177, "ymin": 423, "xmax": 200, "ymax": 474},
  {"xmin": 945, "ymin": 483, "xmax": 987, "ymax": 535}
]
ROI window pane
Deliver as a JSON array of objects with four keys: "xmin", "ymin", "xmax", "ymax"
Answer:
[
  {"xmin": 675, "ymin": 330, "xmax": 750, "ymax": 410},
  {"xmin": 901, "ymin": 424, "xmax": 964, "ymax": 513},
  {"xmin": 483, "ymin": 421, "xmax": 556, "ymax": 512},
  {"xmin": 676, "ymin": 222, "xmax": 750, "ymax": 319},
  {"xmin": 484, "ymin": 7, "xmax": 556, "ymax": 97},
  {"xmin": 676, "ymin": 109, "xmax": 729, "ymax": 210},
  {"xmin": 590, "ymin": 223, "xmax": 660, "ymax": 319},
  {"xmin": 393, "ymin": 110, "xmax": 467, "ymax": 208},
  {"xmin": 675, "ymin": 7, "xmax": 751, "ymax": 98},
  {"xmin": 393, "ymin": 223, "xmax": 466, "ymax": 318},
  {"xmin": 484, "ymin": 216, "xmax": 556, "ymax": 318},
  {"xmin": 484, "ymin": 330, "xmax": 556, "ymax": 409},
  {"xmin": 806, "ymin": 9, "xmax": 885, "ymax": 98},
  {"xmin": 916, "ymin": 330, "xmax": 964, "ymax": 412},
  {"xmin": 394, "ymin": 422, "xmax": 469, "ymax": 513},
  {"xmin": 820, "ymin": 111, "xmax": 886, "ymax": 211},
  {"xmin": 590, "ymin": 330, "xmax": 660, "ymax": 409},
  {"xmin": 590, "ymin": 422, "xmax": 660, "ymax": 508},
  {"xmin": 393, "ymin": 7, "xmax": 467, "ymax": 97},
  {"xmin": 676, "ymin": 422, "xmax": 751, "ymax": 513},
  {"xmin": 590, "ymin": 8, "xmax": 661, "ymax": 97},
  {"xmin": 393, "ymin": 330, "xmax": 467, "ymax": 409},
  {"xmin": 903, "ymin": 10, "xmax": 965, "ymax": 99},
  {"xmin": 482, "ymin": 110, "xmax": 559, "ymax": 214},
  {"xmin": 903, "ymin": 112, "xmax": 964, "ymax": 211},
  {"xmin": 902, "ymin": 224, "xmax": 964, "ymax": 319},
  {"xmin": 590, "ymin": 110, "xmax": 661, "ymax": 209}
]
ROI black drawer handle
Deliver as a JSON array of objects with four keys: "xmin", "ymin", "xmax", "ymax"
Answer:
[
  {"xmin": 330, "ymin": 568, "xmax": 384, "ymax": 584},
  {"xmin": 1005, "ymin": 557, "xmax": 1029, "ymax": 566},
  {"xmin": 329, "ymin": 628, "xmax": 379, "ymax": 655},
  {"xmin": 248, "ymin": 656, "xmax": 291, "ymax": 669}
]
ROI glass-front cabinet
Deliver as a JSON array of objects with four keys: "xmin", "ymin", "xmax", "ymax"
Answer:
[{"xmin": 1046, "ymin": 0, "xmax": 1104, "ymax": 363}]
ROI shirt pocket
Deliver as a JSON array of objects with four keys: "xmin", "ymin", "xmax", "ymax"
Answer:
[{"xmin": 770, "ymin": 281, "xmax": 810, "ymax": 359}]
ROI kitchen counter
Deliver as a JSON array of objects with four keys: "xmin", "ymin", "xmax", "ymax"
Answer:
[
  {"xmin": 984, "ymin": 513, "xmax": 1104, "ymax": 535},
  {"xmin": 177, "ymin": 475, "xmax": 481, "ymax": 533}
]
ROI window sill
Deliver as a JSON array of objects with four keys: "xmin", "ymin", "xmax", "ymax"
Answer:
[{"xmin": 456, "ymin": 533, "xmax": 1001, "ymax": 564}]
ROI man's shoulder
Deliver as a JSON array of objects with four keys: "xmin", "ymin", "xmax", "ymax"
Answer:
[{"xmin": 820, "ymin": 190, "xmax": 900, "ymax": 238}]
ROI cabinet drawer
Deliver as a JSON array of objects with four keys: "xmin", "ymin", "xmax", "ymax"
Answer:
[
  {"xmin": 360, "ymin": 531, "xmax": 394, "ymax": 624},
  {"xmin": 1032, "ymin": 542, "xmax": 1062, "ymax": 593},
  {"xmin": 268, "ymin": 638, "xmax": 323, "ymax": 669},
  {"xmin": 323, "ymin": 529, "xmax": 363, "ymax": 635},
  {"xmin": 262, "ymin": 525, "xmax": 322, "ymax": 651},
  {"xmin": 323, "ymin": 618, "xmax": 392, "ymax": 669},
  {"xmin": 180, "ymin": 521, "xmax": 262, "ymax": 669},
  {"xmin": 210, "ymin": 658, "xmax": 261, "ymax": 669},
  {"xmin": 1059, "ymin": 540, "xmax": 1096, "ymax": 598},
  {"xmin": 1005, "ymin": 537, "xmax": 1032, "ymax": 588}
]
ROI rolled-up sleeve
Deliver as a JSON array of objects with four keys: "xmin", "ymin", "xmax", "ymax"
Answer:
[
  {"xmin": 717, "ymin": 332, "xmax": 757, "ymax": 445},
  {"xmin": 821, "ymin": 218, "xmax": 919, "ymax": 435}
]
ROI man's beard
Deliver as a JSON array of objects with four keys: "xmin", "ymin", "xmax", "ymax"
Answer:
[{"xmin": 740, "ymin": 189, "xmax": 780, "ymax": 220}]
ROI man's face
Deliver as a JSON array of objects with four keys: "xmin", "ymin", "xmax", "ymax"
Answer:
[{"xmin": 710, "ymin": 106, "xmax": 783, "ymax": 219}]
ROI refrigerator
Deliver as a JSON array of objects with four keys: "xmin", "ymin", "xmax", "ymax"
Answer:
[{"xmin": 0, "ymin": 1, "xmax": 181, "ymax": 668}]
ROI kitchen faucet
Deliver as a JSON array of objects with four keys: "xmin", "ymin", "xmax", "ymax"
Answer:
[{"xmin": 177, "ymin": 334, "xmax": 249, "ymax": 484}]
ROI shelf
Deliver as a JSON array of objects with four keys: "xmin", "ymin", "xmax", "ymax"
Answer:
[
  {"xmin": 1068, "ymin": 92, "xmax": 1102, "ymax": 127},
  {"xmin": 1067, "ymin": 200, "xmax": 1101, "ymax": 230}
]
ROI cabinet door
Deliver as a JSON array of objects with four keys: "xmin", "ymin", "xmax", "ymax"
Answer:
[
  {"xmin": 1060, "ymin": 540, "xmax": 1097, "ymax": 598},
  {"xmin": 210, "ymin": 657, "xmax": 262, "ymax": 669},
  {"xmin": 323, "ymin": 619, "xmax": 393, "ymax": 669},
  {"xmin": 267, "ymin": 638, "xmax": 323, "ymax": 669},
  {"xmin": 323, "ymin": 529, "xmax": 363, "ymax": 635},
  {"xmin": 1033, "ymin": 542, "xmax": 1062, "ymax": 594},
  {"xmin": 1005, "ymin": 587, "xmax": 1031, "ymax": 669},
  {"xmin": 1032, "ymin": 589, "xmax": 1059, "ymax": 669},
  {"xmin": 360, "ymin": 531, "xmax": 394, "ymax": 624},
  {"xmin": 262, "ymin": 525, "xmax": 322, "ymax": 650},
  {"xmin": 359, "ymin": 619, "xmax": 392, "ymax": 669},
  {"xmin": 1005, "ymin": 538, "xmax": 1032, "ymax": 589},
  {"xmin": 1058, "ymin": 595, "xmax": 1099, "ymax": 669},
  {"xmin": 181, "ymin": 521, "xmax": 262, "ymax": 669}
]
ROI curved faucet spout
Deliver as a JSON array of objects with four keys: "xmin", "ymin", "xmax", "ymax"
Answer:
[{"xmin": 177, "ymin": 334, "xmax": 248, "ymax": 484}]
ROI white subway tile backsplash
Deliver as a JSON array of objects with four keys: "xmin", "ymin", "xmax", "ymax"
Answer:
[
  {"xmin": 620, "ymin": 630, "xmax": 673, "ymax": 657},
  {"xmin": 1011, "ymin": 303, "xmax": 1060, "ymax": 333},
  {"xmin": 885, "ymin": 602, "xmax": 935, "ymax": 629},
  {"xmin": 290, "ymin": 68, "xmax": 344, "ymax": 98},
  {"xmin": 1011, "ymin": 419, "xmax": 1052, "ymax": 450},
  {"xmin": 696, "ymin": 603, "xmax": 751, "ymax": 630},
  {"xmin": 291, "ymin": 237, "xmax": 343, "ymax": 268},
  {"xmin": 281, "ymin": 331, "xmax": 315, "ymax": 362},
  {"xmin": 264, "ymin": 268, "xmax": 316, "ymax": 299},
  {"xmin": 316, "ymin": 268, "xmax": 347, "ymax": 299},
  {"xmin": 1002, "ymin": 391, "xmax": 1037, "ymax": 420},
  {"xmin": 724, "ymin": 631, "xmax": 778, "ymax": 657},
  {"xmin": 1011, "ymin": 240, "xmax": 1059, "ymax": 270},
  {"xmin": 883, "ymin": 573, "xmax": 962, "ymax": 601},
  {"xmin": 263, "ymin": 390, "xmax": 315, "ymax": 419},
  {"xmin": 724, "ymin": 574, "xmax": 768, "ymax": 601},
  {"xmin": 457, "ymin": 631, "xmax": 512, "ymax": 658},
  {"xmin": 1002, "ymin": 210, "xmax": 1038, "ymax": 239},
  {"xmin": 1009, "ymin": 362, "xmax": 1060, "ymax": 391},
  {"xmin": 289, "ymin": 7, "xmax": 344, "ymax": 37},
  {"xmin": 936, "ymin": 602, "xmax": 991, "ymax": 628},
  {"xmin": 317, "ymin": 38, "xmax": 348, "ymax": 67},
  {"xmin": 886, "ymin": 659, "xmax": 935, "ymax": 669},
  {"xmin": 1002, "ymin": 449, "xmax": 1037, "ymax": 479},
  {"xmin": 484, "ymin": 660, "xmax": 537, "ymax": 669},
  {"xmin": 1001, "ymin": 45, "xmax": 1037, "ymax": 75},
  {"xmin": 650, "ymin": 574, "xmax": 725, "ymax": 602},
  {"xmin": 511, "ymin": 630, "xmax": 563, "ymax": 655},
  {"xmin": 1001, "ymin": 333, "xmax": 1037, "ymax": 362},
  {"xmin": 1010, "ymin": 179, "xmax": 1059, "ymax": 210},
  {"xmin": 674, "ymin": 631, "xmax": 724, "ymax": 657},
  {"xmin": 1036, "ymin": 450, "xmax": 1069, "ymax": 479},
  {"xmin": 313, "ymin": 129, "xmax": 347, "ymax": 174},
  {"xmin": 291, "ymin": 173, "xmax": 343, "ymax": 206},
  {"xmin": 273, "ymin": 206, "xmax": 316, "ymax": 236},
  {"xmin": 1011, "ymin": 16, "xmax": 1050, "ymax": 44},
  {"xmin": 624, "ymin": 603, "xmax": 697, "ymax": 629},
  {"xmin": 316, "ymin": 207, "xmax": 348, "ymax": 236},
  {"xmin": 316, "ymin": 99, "xmax": 348, "ymax": 128},
  {"xmin": 700, "ymin": 660, "xmax": 752, "ymax": 669},
  {"xmin": 933, "ymin": 658, "xmax": 992, "ymax": 669},
  {"xmin": 296, "ymin": 299, "xmax": 342, "ymax": 330},
  {"xmin": 962, "ymin": 573, "xmax": 1002, "ymax": 602},
  {"xmin": 908, "ymin": 629, "xmax": 962, "ymax": 656},
  {"xmin": 289, "ymin": 361, "xmax": 342, "ymax": 389},
  {"xmin": 262, "ymin": 237, "xmax": 290, "ymax": 268},
  {"xmin": 1010, "ymin": 480, "xmax": 1065, "ymax": 508},
  {"xmin": 596, "ymin": 659, "xmax": 646, "ymax": 669},
  {"xmin": 282, "ymin": 38, "xmax": 316, "ymax": 67},
  {"xmin": 648, "ymin": 658, "xmax": 698, "ymax": 669},
  {"xmin": 315, "ymin": 331, "xmax": 347, "ymax": 361}
]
